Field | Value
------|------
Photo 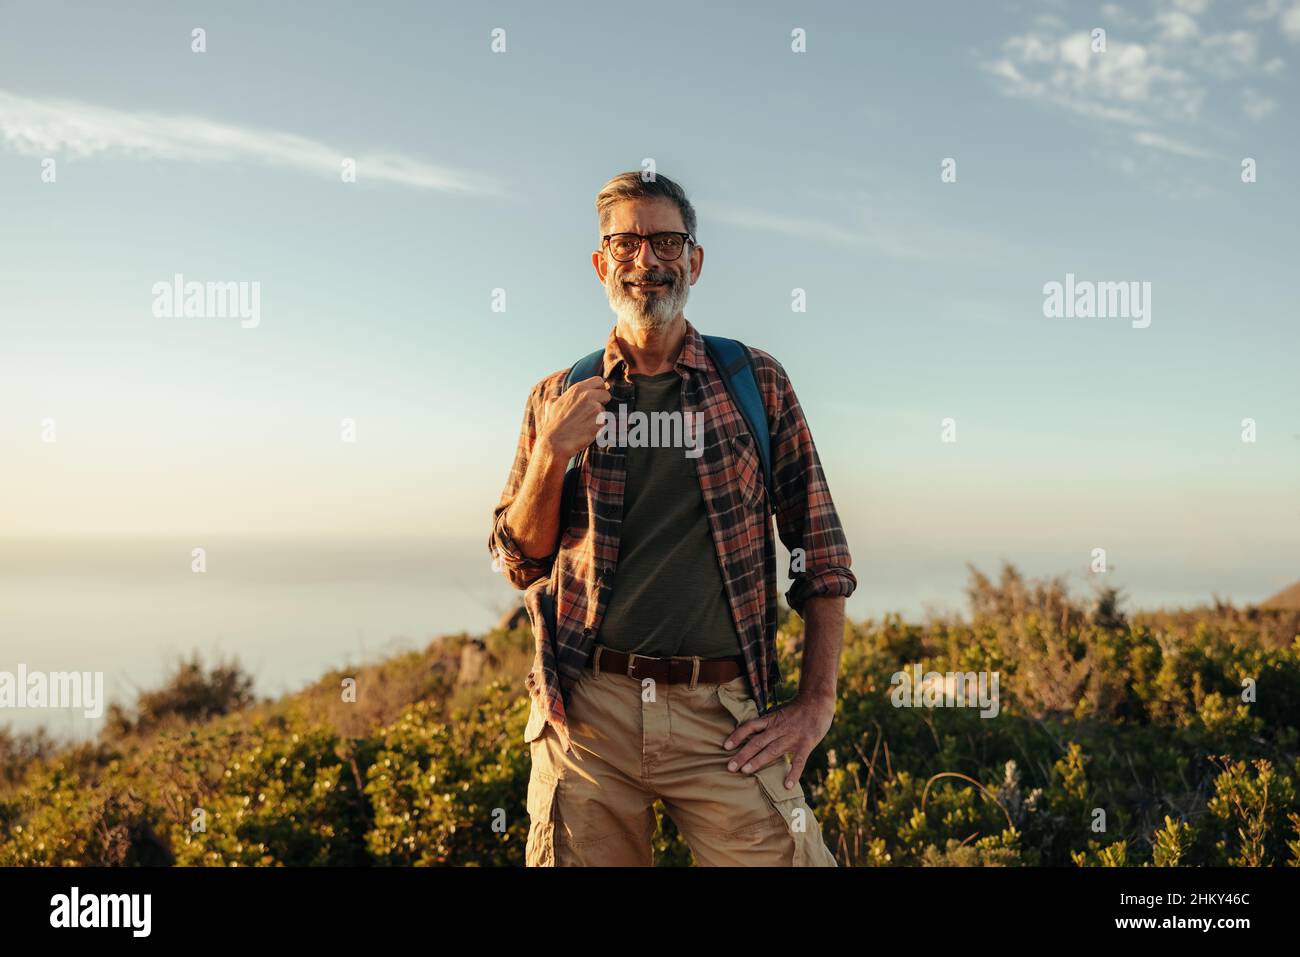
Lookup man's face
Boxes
[593,198,703,333]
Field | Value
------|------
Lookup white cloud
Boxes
[1132,129,1218,157]
[699,201,1027,264]
[1091,145,1216,200]
[702,202,866,248]
[1101,3,1139,26]
[981,5,1287,168]
[987,30,1205,123]
[1199,31,1260,74]
[1242,87,1278,119]
[1245,0,1284,20]
[1155,11,1200,42]
[1245,0,1300,41]
[0,90,497,194]
[984,58,1026,84]
[1283,2,1300,40]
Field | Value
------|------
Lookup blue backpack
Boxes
[540,335,773,639]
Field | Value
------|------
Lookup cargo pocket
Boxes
[523,684,548,743]
[524,767,559,867]
[751,761,836,866]
[715,682,838,868]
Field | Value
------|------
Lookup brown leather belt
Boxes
[587,645,744,685]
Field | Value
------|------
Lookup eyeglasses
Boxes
[602,231,695,263]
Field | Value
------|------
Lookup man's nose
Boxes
[633,238,662,270]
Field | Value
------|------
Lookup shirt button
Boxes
[582,627,594,638]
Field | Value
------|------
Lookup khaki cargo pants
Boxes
[524,664,838,866]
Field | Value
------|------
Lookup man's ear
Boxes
[689,244,704,284]
[592,248,609,283]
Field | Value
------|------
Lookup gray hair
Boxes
[595,171,697,241]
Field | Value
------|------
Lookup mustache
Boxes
[619,271,677,284]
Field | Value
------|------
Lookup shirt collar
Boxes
[601,318,709,381]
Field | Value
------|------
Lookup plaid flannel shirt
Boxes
[489,319,856,753]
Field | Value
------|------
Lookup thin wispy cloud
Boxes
[699,200,1028,263]
[701,202,865,247]
[1242,87,1278,119]
[0,89,497,194]
[1132,129,1220,158]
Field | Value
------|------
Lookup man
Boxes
[489,171,856,866]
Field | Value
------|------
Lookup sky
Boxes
[1,1,1298,729]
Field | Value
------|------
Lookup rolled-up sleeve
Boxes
[756,351,857,615]
[489,378,558,590]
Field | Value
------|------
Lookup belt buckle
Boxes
[625,652,640,679]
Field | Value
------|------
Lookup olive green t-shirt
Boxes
[596,370,742,659]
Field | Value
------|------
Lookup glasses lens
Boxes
[609,235,641,261]
[651,234,684,260]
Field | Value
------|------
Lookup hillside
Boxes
[1263,580,1300,612]
[2,563,1299,867]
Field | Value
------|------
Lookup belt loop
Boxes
[626,652,637,678]
[689,656,700,690]
[593,645,603,676]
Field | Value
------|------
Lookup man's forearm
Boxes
[798,595,845,703]
[502,437,569,560]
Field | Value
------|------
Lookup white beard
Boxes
[605,271,690,333]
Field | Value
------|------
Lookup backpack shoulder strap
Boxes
[544,347,607,625]
[558,348,606,472]
[564,349,605,390]
[701,335,773,503]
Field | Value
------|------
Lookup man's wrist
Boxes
[497,514,551,566]
[532,434,568,477]
[797,684,837,710]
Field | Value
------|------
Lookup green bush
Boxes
[0,760,170,866]
[169,710,371,866]
[364,682,529,866]
[104,654,257,741]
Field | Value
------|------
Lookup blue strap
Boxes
[564,348,605,390]
[542,349,606,639]
[561,349,606,473]
[701,335,774,504]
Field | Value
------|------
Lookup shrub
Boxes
[364,682,529,866]
[169,709,371,866]
[0,760,171,866]
[104,654,256,740]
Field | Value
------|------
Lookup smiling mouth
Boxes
[625,280,669,290]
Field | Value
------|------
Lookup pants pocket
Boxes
[523,692,548,743]
[525,767,559,867]
[715,681,838,867]
[750,760,837,867]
